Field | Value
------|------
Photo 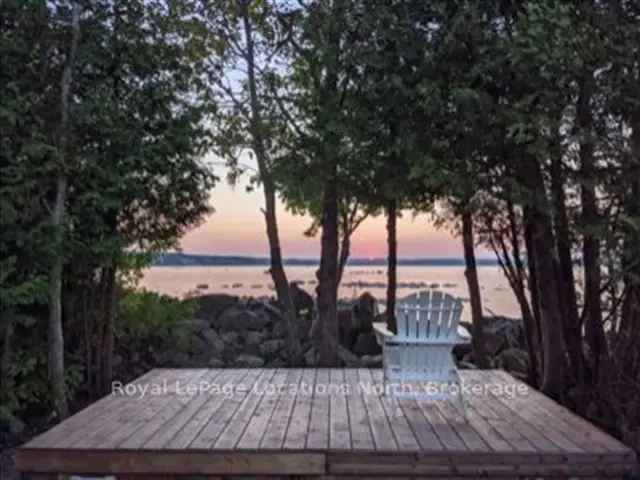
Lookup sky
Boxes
[179,158,466,258]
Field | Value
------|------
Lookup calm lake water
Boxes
[140,265,520,323]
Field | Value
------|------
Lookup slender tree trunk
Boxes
[48,1,80,418]
[462,209,490,368]
[337,211,351,286]
[523,207,543,365]
[620,113,640,351]
[240,1,299,364]
[49,174,69,418]
[0,314,14,399]
[523,161,568,400]
[100,265,117,395]
[550,154,584,383]
[386,200,398,333]
[506,201,540,385]
[577,76,608,382]
[316,168,339,366]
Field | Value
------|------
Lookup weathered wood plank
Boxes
[282,368,317,450]
[329,368,351,450]
[344,368,375,451]
[190,368,262,448]
[261,368,304,449]
[25,369,165,449]
[143,369,227,448]
[75,369,201,449]
[164,369,249,449]
[415,401,466,451]
[236,368,289,449]
[357,368,397,451]
[214,368,278,450]
[16,450,326,475]
[306,368,330,450]
[434,399,488,452]
[118,369,213,449]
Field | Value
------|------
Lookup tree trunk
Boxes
[337,211,351,286]
[48,176,69,418]
[240,1,300,364]
[523,207,544,371]
[523,160,568,400]
[48,1,80,418]
[620,113,640,352]
[100,265,117,395]
[0,314,14,400]
[577,75,608,383]
[316,169,339,366]
[462,209,490,368]
[506,201,540,386]
[550,154,584,384]
[386,200,398,333]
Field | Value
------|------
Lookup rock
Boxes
[483,331,505,357]
[234,354,265,368]
[337,345,362,367]
[452,342,472,361]
[304,347,318,366]
[167,352,190,367]
[496,347,529,376]
[338,309,357,349]
[484,316,525,350]
[352,292,377,333]
[208,357,225,368]
[199,328,225,354]
[245,330,267,348]
[352,332,381,356]
[272,320,287,339]
[221,331,241,349]
[457,361,478,369]
[260,339,285,357]
[196,283,208,290]
[191,318,211,332]
[290,282,314,315]
[361,354,383,367]
[194,294,239,324]
[217,307,271,332]
[268,358,288,368]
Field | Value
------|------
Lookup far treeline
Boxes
[1,0,639,449]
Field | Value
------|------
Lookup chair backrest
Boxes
[394,290,463,342]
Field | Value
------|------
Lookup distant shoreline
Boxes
[153,253,499,267]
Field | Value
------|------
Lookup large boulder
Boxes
[234,353,265,368]
[259,339,286,358]
[352,332,381,356]
[338,309,357,349]
[194,294,239,324]
[217,307,271,332]
[496,347,529,377]
[198,328,225,355]
[245,330,267,348]
[352,292,377,333]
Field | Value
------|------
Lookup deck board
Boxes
[16,368,637,478]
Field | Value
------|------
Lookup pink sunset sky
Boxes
[179,160,470,258]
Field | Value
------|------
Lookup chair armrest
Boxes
[372,322,394,347]
[456,325,472,344]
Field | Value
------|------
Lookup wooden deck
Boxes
[16,368,637,479]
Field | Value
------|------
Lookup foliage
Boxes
[117,290,196,351]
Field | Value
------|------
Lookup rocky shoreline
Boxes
[120,288,530,381]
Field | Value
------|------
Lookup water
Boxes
[140,265,520,323]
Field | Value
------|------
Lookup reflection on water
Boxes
[140,265,521,322]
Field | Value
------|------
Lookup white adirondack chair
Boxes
[373,290,470,401]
